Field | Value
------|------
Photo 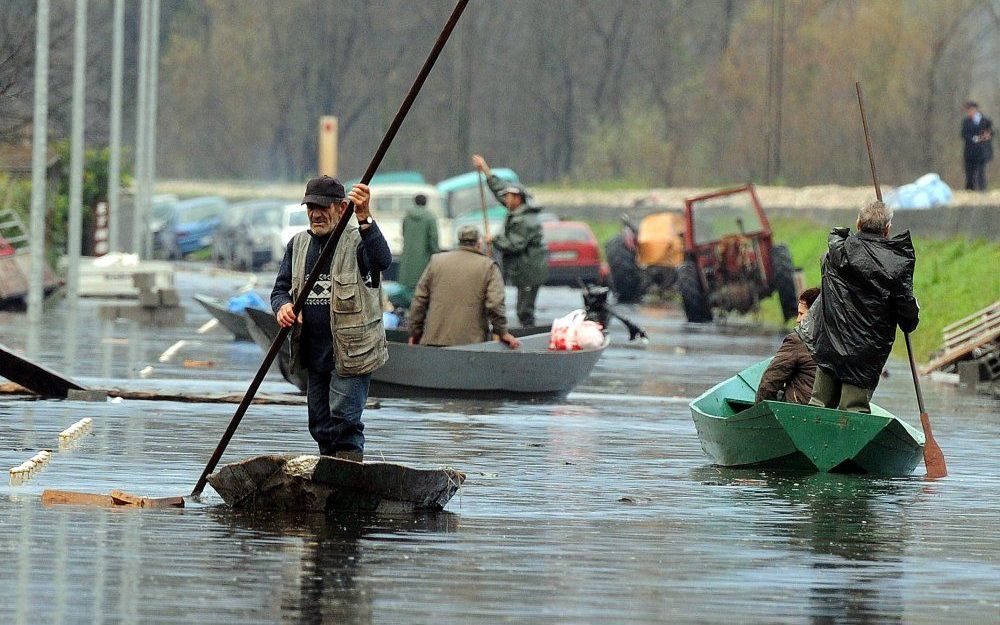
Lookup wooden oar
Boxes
[191,0,471,497]
[856,81,947,478]
[477,169,493,255]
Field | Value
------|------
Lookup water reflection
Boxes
[208,509,459,625]
[694,468,912,624]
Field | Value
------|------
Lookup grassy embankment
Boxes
[585,216,1000,362]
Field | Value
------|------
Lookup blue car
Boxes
[170,196,229,257]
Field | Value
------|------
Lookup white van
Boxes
[273,185,453,275]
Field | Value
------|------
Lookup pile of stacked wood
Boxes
[922,301,1000,395]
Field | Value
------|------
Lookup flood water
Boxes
[1,267,997,624]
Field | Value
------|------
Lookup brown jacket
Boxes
[408,247,507,346]
[756,331,817,404]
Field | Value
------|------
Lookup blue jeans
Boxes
[306,370,371,455]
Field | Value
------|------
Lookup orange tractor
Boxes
[604,210,686,304]
[605,184,799,323]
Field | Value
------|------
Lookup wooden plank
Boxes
[921,327,1000,374]
[0,343,87,398]
[109,490,185,508]
[41,490,115,507]
[41,489,184,508]
[944,314,1000,349]
[941,301,1000,335]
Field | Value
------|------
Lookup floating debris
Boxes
[58,417,93,445]
[41,489,184,509]
[9,450,53,485]
[182,359,215,368]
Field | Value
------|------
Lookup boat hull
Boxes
[245,306,601,399]
[194,294,254,341]
[206,454,464,513]
[371,333,606,399]
[244,306,308,392]
[690,358,924,476]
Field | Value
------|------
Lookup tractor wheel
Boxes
[677,261,713,323]
[605,234,644,304]
[772,244,798,322]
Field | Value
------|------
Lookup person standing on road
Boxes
[408,224,520,349]
[755,287,820,405]
[472,154,548,326]
[398,193,439,297]
[270,176,391,462]
[961,101,993,191]
[800,199,919,413]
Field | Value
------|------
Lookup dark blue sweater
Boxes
[270,223,391,371]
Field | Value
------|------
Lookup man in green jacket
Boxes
[398,193,439,295]
[472,154,548,326]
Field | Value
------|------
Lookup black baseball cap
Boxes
[301,176,345,207]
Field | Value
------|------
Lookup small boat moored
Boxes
[372,332,606,399]
[206,454,465,513]
[193,293,256,341]
[690,358,925,476]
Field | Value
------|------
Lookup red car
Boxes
[542,220,608,287]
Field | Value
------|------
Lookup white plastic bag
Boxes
[549,309,604,351]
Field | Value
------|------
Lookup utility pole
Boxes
[27,0,51,360]
[132,0,150,256]
[142,0,160,259]
[64,0,88,374]
[108,0,124,252]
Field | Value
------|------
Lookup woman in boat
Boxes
[755,287,820,405]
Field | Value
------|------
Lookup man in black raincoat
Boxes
[800,199,919,413]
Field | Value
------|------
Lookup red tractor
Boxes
[676,184,799,323]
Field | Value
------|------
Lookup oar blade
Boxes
[920,412,948,479]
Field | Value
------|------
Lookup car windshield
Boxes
[178,201,226,223]
[287,210,307,227]
[449,183,500,218]
[544,225,591,243]
[690,191,764,245]
[251,206,282,227]
[152,203,175,221]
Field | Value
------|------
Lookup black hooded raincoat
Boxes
[799,227,920,389]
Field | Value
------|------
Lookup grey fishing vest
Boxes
[288,228,388,376]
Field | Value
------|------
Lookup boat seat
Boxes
[725,398,755,414]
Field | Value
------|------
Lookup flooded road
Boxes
[1,268,997,624]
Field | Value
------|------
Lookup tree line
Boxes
[2,0,998,189]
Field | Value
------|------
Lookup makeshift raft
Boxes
[206,454,464,513]
[690,358,925,476]
[193,294,255,341]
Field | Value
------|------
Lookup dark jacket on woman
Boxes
[800,227,919,390]
[755,332,816,404]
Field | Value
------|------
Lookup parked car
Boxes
[149,194,180,259]
[170,196,229,257]
[213,199,286,270]
[272,203,308,262]
[542,220,606,287]
[438,168,520,243]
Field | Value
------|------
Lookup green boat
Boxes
[690,359,925,476]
